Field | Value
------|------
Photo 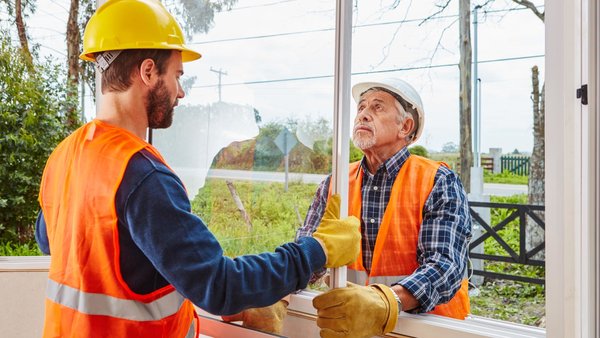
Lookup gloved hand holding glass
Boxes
[313,282,399,338]
[312,194,361,268]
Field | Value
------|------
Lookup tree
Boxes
[505,1,545,257]
[442,141,459,153]
[409,145,430,158]
[165,0,238,40]
[65,0,85,127]
[458,0,473,190]
[528,66,544,206]
[0,36,73,244]
[1,0,35,66]
[527,65,544,256]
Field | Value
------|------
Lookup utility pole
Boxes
[473,5,481,168]
[469,4,484,196]
[468,5,489,289]
[210,67,227,102]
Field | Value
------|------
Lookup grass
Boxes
[470,280,545,326]
[190,179,317,256]
[469,194,545,327]
[484,170,529,185]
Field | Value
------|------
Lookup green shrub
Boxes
[408,145,429,158]
[349,141,363,162]
[0,241,43,256]
[0,36,76,245]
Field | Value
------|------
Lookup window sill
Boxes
[0,257,546,338]
[288,290,546,338]
[0,256,50,272]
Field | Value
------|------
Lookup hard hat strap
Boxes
[95,50,122,73]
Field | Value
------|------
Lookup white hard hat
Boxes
[352,78,424,144]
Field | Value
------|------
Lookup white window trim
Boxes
[545,0,598,338]
[4,0,599,337]
[286,291,545,338]
[0,256,50,272]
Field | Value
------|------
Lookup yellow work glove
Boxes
[313,282,399,338]
[312,194,361,268]
[221,299,289,335]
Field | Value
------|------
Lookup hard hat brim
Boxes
[79,46,201,63]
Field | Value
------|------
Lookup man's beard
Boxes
[146,79,176,129]
[352,123,376,150]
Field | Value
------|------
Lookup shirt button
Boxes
[370,219,375,223]
[373,186,378,191]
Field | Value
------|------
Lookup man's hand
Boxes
[312,194,360,268]
[313,282,399,338]
[221,298,289,335]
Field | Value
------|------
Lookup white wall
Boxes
[0,270,47,337]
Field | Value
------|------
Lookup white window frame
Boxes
[545,0,598,337]
[2,0,598,337]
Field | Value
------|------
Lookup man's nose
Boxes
[356,109,372,122]
[177,83,185,99]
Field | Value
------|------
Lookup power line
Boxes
[191,5,544,45]
[229,0,299,12]
[45,0,70,13]
[192,54,544,89]
[38,44,67,57]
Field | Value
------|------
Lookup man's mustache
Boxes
[353,123,373,133]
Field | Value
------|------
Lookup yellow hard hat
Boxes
[80,0,201,62]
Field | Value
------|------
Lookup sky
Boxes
[2,0,545,154]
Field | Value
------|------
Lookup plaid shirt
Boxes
[296,147,472,313]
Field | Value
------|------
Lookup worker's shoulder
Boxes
[407,155,460,183]
[126,149,176,180]
[408,155,450,172]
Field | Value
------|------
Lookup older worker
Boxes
[297,78,472,338]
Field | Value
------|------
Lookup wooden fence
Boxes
[500,155,530,175]
[447,154,531,176]
[468,201,545,285]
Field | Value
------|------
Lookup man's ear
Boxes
[139,58,156,86]
[399,117,414,139]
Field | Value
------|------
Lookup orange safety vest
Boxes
[335,156,470,320]
[38,120,197,338]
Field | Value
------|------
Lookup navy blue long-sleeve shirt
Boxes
[36,149,325,315]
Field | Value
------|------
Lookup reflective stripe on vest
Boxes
[47,279,187,321]
[185,318,196,338]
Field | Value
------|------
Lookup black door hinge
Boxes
[576,84,588,105]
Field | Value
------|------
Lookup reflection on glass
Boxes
[153,2,337,262]
[151,0,546,328]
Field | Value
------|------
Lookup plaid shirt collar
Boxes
[358,147,411,179]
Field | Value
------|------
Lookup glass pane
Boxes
[349,0,545,328]
[153,1,336,259]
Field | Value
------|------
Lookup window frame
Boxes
[2,0,598,337]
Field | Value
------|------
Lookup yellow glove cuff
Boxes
[371,284,399,334]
